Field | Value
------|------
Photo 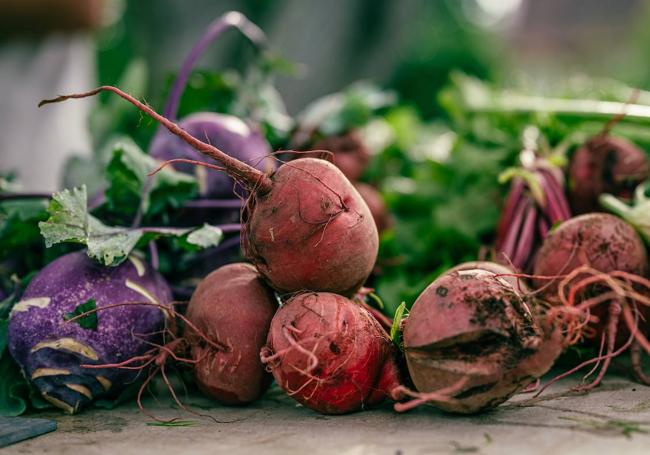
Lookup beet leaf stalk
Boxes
[163,11,267,121]
[39,87,273,194]
[495,155,570,271]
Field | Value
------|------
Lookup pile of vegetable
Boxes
[2,11,650,421]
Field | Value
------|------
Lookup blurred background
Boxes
[1,0,650,191]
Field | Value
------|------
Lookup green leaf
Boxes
[0,353,29,416]
[390,302,406,347]
[600,183,650,244]
[64,299,98,330]
[186,224,224,249]
[105,139,197,219]
[297,82,396,141]
[40,186,224,266]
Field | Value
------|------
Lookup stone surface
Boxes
[3,374,650,455]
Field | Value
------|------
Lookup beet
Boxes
[243,158,378,295]
[186,263,277,404]
[8,252,171,413]
[532,213,647,299]
[261,292,400,414]
[354,183,391,233]
[310,131,370,181]
[41,87,379,296]
[569,136,649,214]
[446,261,527,293]
[532,213,649,389]
[401,268,563,414]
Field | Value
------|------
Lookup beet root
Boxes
[532,213,647,302]
[532,213,648,389]
[261,292,400,415]
[354,183,392,234]
[401,268,563,414]
[310,131,370,181]
[243,158,378,295]
[569,136,649,214]
[446,261,528,293]
[187,263,277,405]
[40,87,379,297]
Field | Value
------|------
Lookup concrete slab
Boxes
[3,375,650,455]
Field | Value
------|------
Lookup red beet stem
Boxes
[511,202,537,270]
[39,86,274,194]
[496,179,525,249]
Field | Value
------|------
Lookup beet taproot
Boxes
[569,136,649,214]
[40,87,379,296]
[401,268,563,414]
[186,263,277,405]
[261,292,400,414]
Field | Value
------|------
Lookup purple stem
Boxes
[538,168,571,219]
[496,179,525,249]
[183,198,243,209]
[499,196,528,262]
[163,11,267,121]
[148,241,159,270]
[538,216,551,239]
[213,223,242,233]
[512,203,537,270]
[537,171,566,223]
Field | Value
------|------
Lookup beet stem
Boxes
[163,11,267,120]
[39,86,274,194]
[183,198,243,209]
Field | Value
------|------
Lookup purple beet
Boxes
[8,251,171,414]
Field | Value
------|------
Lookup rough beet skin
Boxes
[569,136,649,214]
[187,263,277,405]
[402,268,563,414]
[40,87,379,297]
[533,213,647,298]
[261,292,400,415]
[243,158,378,296]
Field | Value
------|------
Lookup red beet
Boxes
[261,292,400,414]
[354,183,392,233]
[40,87,379,297]
[401,267,564,414]
[187,263,277,404]
[310,131,370,181]
[532,213,649,389]
[569,136,649,214]
[533,213,647,299]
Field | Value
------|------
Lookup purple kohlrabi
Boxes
[8,251,172,414]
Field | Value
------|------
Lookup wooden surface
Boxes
[2,373,650,455]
